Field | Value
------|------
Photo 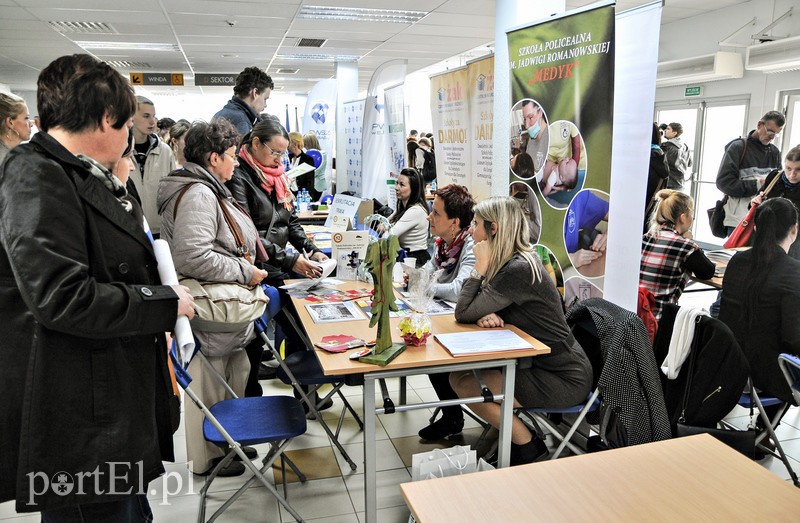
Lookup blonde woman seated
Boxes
[639,189,714,320]
[450,197,593,465]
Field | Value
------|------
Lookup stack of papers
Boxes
[434,330,534,357]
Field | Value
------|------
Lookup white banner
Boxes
[430,67,470,188]
[302,79,337,193]
[467,56,495,201]
[383,83,406,178]
[342,99,365,194]
[360,95,387,199]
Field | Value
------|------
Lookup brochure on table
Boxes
[332,230,371,281]
[305,300,365,323]
[324,194,361,231]
[434,330,534,357]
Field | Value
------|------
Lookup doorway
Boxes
[655,98,749,244]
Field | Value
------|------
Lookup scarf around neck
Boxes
[238,145,294,210]
[77,154,132,213]
[434,227,470,274]
[780,171,800,191]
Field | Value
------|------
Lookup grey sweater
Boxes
[455,253,572,356]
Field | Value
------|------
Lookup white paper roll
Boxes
[153,239,195,364]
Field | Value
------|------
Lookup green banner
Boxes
[507,3,614,304]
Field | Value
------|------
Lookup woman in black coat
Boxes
[719,198,800,411]
[0,54,193,517]
[227,119,330,403]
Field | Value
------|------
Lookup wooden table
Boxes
[296,209,329,224]
[289,281,550,523]
[401,434,800,522]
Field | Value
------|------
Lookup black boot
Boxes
[510,436,549,466]
[418,415,464,440]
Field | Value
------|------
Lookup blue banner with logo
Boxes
[303,79,337,194]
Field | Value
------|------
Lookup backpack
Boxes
[421,149,436,183]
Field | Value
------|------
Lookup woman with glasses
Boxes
[449,196,593,466]
[157,119,269,477]
[226,119,332,409]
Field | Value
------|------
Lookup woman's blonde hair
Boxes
[288,131,304,149]
[0,93,26,134]
[473,196,541,285]
[303,132,321,150]
[648,189,694,236]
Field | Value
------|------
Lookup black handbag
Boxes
[707,196,728,238]
[675,334,755,458]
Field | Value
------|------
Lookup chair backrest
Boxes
[255,284,282,335]
[779,353,800,406]
[169,339,198,390]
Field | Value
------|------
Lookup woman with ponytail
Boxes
[639,189,715,320]
[719,197,800,407]
[449,197,593,465]
[226,119,330,405]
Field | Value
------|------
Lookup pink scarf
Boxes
[238,145,295,211]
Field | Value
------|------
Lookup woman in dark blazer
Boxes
[0,54,192,516]
[227,118,330,403]
[720,197,800,411]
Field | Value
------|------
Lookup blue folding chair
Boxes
[170,342,308,522]
[256,284,364,471]
[722,377,799,486]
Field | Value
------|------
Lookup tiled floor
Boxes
[1,367,798,522]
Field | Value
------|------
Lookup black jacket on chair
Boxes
[227,158,321,277]
[655,304,749,432]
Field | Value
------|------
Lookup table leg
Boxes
[364,376,377,522]
[497,360,516,468]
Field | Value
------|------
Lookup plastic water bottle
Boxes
[430,179,437,192]
[299,189,309,213]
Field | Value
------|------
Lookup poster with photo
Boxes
[508,2,614,295]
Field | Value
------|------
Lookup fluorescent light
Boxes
[746,35,800,73]
[75,41,180,52]
[298,6,427,24]
[277,53,359,62]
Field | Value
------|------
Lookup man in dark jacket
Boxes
[0,54,194,520]
[715,110,784,235]
[212,66,274,136]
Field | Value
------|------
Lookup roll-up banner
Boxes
[342,99,365,194]
[467,55,495,202]
[507,1,615,306]
[302,79,337,192]
[430,67,470,188]
[383,83,406,178]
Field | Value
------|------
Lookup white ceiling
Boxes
[0,0,751,96]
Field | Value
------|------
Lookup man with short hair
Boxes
[129,96,176,237]
[716,110,784,234]
[0,53,194,519]
[520,99,549,174]
[662,122,693,189]
[213,66,274,136]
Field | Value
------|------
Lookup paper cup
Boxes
[403,257,417,269]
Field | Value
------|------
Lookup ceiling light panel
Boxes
[74,41,180,52]
[277,53,359,62]
[298,6,427,24]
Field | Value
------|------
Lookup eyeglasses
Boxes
[223,151,238,161]
[261,141,287,159]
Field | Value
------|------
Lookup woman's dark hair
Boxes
[169,119,191,143]
[434,184,475,229]
[183,119,239,166]
[651,123,662,146]
[512,152,535,179]
[240,118,288,149]
[157,117,175,131]
[390,168,427,225]
[37,54,136,133]
[742,197,799,323]
[121,127,135,158]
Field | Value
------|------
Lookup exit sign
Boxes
[684,85,703,97]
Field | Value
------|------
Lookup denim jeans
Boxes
[40,494,152,523]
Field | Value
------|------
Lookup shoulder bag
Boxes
[723,171,781,249]
[173,183,269,332]
[707,138,747,238]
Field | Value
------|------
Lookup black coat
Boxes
[0,133,179,511]
[227,158,321,277]
[719,249,800,403]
